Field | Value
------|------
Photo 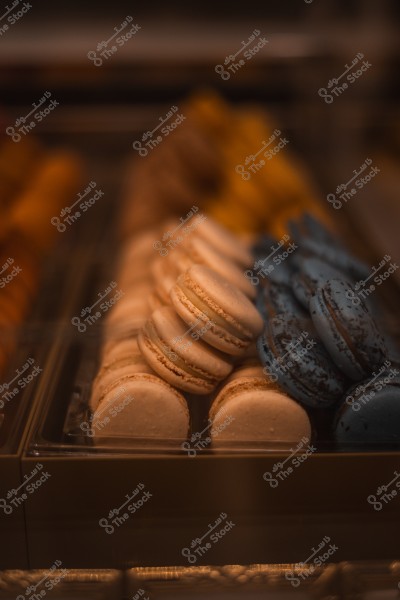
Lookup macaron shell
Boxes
[92,374,189,440]
[257,315,348,408]
[138,307,233,394]
[104,296,150,339]
[335,376,400,443]
[148,291,167,312]
[182,237,256,299]
[257,281,306,321]
[147,307,233,378]
[193,217,253,267]
[300,238,370,281]
[310,279,387,381]
[101,337,142,363]
[118,230,159,263]
[292,257,351,309]
[301,212,339,246]
[90,358,155,411]
[171,284,250,356]
[225,362,265,383]
[105,290,150,322]
[258,253,295,288]
[210,378,312,443]
[171,266,263,356]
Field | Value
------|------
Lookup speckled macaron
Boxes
[171,265,263,356]
[257,280,306,322]
[334,368,400,443]
[257,314,348,408]
[288,212,338,247]
[251,235,296,288]
[292,257,352,309]
[310,279,387,381]
[298,238,370,282]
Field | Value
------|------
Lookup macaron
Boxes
[103,293,150,338]
[257,280,306,322]
[118,229,159,263]
[310,279,387,381]
[92,374,190,441]
[257,314,348,408]
[298,237,370,282]
[192,217,253,268]
[335,370,400,443]
[209,377,312,444]
[225,359,265,382]
[287,213,370,283]
[252,234,279,261]
[175,237,256,299]
[234,341,259,362]
[90,355,154,411]
[151,255,180,304]
[171,265,263,356]
[116,263,153,289]
[148,292,167,312]
[288,212,337,248]
[101,336,142,364]
[292,257,351,309]
[138,306,233,394]
[251,235,296,288]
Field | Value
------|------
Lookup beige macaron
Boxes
[173,237,256,300]
[90,353,155,411]
[191,217,253,268]
[138,306,233,394]
[103,292,151,340]
[209,377,312,445]
[101,336,142,364]
[171,265,263,356]
[91,374,190,442]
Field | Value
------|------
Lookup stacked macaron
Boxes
[89,229,190,441]
[106,90,400,447]
[90,216,269,443]
[255,213,400,443]
[140,222,263,395]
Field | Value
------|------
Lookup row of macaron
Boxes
[89,216,313,444]
[255,213,400,443]
[90,216,263,407]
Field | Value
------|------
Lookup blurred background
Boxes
[1,0,399,255]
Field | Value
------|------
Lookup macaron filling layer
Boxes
[175,274,255,341]
[140,321,225,388]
